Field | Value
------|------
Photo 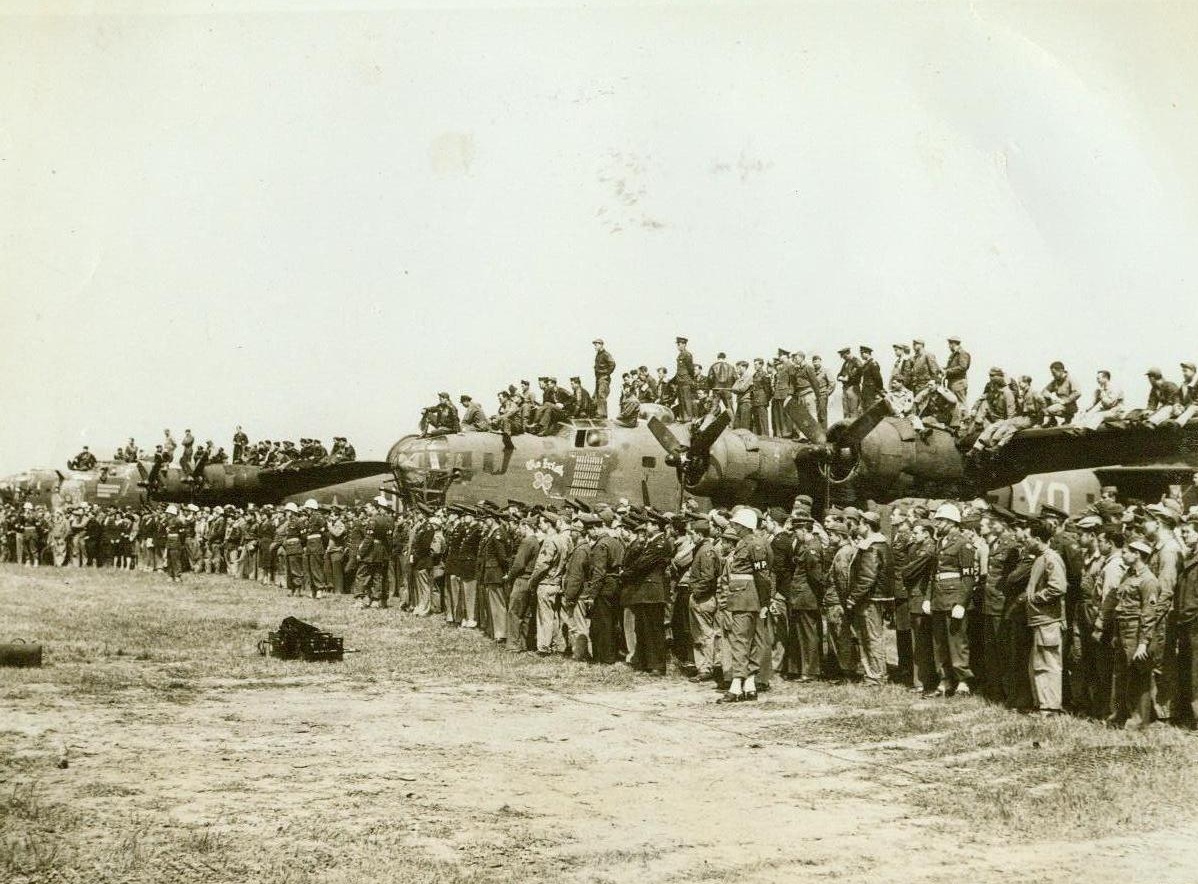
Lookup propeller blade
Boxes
[831,397,891,450]
[688,410,731,457]
[646,416,686,459]
[785,400,826,445]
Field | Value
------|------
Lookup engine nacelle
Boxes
[856,418,966,499]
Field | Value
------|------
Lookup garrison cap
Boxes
[1146,367,1163,378]
[862,511,881,527]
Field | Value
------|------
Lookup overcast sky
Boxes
[2,1,1197,474]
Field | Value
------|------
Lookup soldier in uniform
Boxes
[158,504,181,582]
[846,511,890,686]
[588,509,625,664]
[460,395,490,432]
[1175,518,1198,728]
[809,355,833,428]
[785,512,826,681]
[717,508,772,701]
[280,502,306,595]
[561,515,596,660]
[672,336,697,420]
[924,503,975,697]
[458,510,482,628]
[769,350,794,438]
[749,358,771,435]
[359,503,394,608]
[944,337,971,403]
[593,339,615,418]
[836,347,862,420]
[1104,539,1161,728]
[857,346,885,411]
[1077,518,1124,719]
[300,499,329,598]
[706,352,736,413]
[504,517,542,651]
[325,507,348,594]
[890,344,913,389]
[901,518,939,693]
[1042,361,1081,425]
[623,511,673,675]
[568,377,594,419]
[683,518,720,681]
[1023,519,1067,714]
[478,507,514,642]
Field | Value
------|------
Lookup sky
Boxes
[2,1,1197,473]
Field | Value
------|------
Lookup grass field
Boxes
[3,563,1198,883]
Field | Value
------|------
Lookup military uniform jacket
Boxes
[1101,564,1160,654]
[505,533,540,582]
[674,351,696,386]
[1176,553,1198,626]
[562,539,592,607]
[837,356,862,392]
[477,525,513,585]
[786,536,827,611]
[621,532,672,605]
[1025,547,1067,626]
[750,370,771,406]
[685,539,719,602]
[901,536,935,608]
[587,533,625,602]
[945,350,971,383]
[847,534,891,609]
[859,360,885,403]
[457,523,482,580]
[594,348,616,381]
[909,352,941,389]
[930,529,975,610]
[304,513,327,551]
[771,363,794,400]
[1081,550,1124,633]
[720,533,771,610]
[984,533,1022,616]
[411,523,436,571]
[770,530,795,596]
[1146,533,1182,637]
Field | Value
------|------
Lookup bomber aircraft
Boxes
[1,458,392,511]
[385,397,1198,514]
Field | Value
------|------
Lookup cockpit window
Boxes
[575,429,609,448]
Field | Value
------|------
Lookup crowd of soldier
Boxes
[10,477,1197,725]
[416,336,1198,451]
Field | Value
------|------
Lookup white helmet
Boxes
[933,503,961,524]
[284,501,299,513]
[303,498,320,510]
[374,494,390,508]
[165,504,179,516]
[729,507,758,531]
[22,502,33,510]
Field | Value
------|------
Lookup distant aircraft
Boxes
[0,459,392,510]
[385,397,1198,513]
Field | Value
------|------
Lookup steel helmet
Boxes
[303,498,320,510]
[729,507,758,531]
[284,501,299,513]
[933,503,961,524]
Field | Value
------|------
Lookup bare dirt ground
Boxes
[4,565,1198,883]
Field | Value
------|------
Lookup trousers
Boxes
[931,610,973,687]
[1029,621,1063,712]
[590,596,621,664]
[726,610,762,680]
[630,603,667,673]
[536,583,565,652]
[506,577,534,650]
[688,594,718,675]
[852,601,886,684]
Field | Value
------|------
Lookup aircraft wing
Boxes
[257,461,393,500]
[971,421,1198,493]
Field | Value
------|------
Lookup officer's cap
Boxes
[1039,505,1069,521]
[1076,515,1103,531]
[859,345,873,354]
[948,336,961,344]
[593,338,604,345]
[1182,361,1196,372]
[676,336,688,344]
[1128,539,1153,556]
[569,376,581,383]
[912,338,925,346]
[989,367,1004,377]
[767,506,788,524]
[862,511,881,526]
[837,347,850,355]
[777,348,790,357]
